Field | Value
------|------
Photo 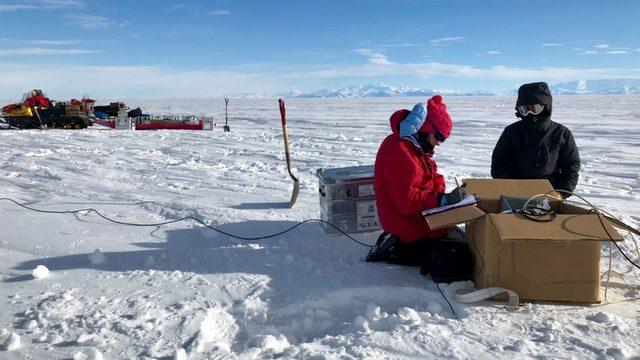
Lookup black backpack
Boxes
[420,240,474,283]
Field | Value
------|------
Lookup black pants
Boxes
[366,227,466,266]
[366,232,442,266]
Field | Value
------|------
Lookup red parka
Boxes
[23,96,50,108]
[374,109,451,243]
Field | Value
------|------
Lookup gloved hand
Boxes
[439,184,466,207]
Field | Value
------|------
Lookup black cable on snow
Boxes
[0,197,373,248]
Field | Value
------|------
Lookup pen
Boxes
[455,178,463,199]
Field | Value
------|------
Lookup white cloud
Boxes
[541,43,563,47]
[42,0,83,6]
[355,48,393,65]
[381,42,423,48]
[430,36,466,44]
[0,0,83,11]
[65,14,128,29]
[210,9,231,16]
[0,4,33,11]
[0,48,98,56]
[605,50,628,55]
[637,48,640,52]
[368,54,392,65]
[2,59,640,98]
[595,44,610,49]
[29,39,79,45]
[0,63,283,98]
[581,50,598,55]
[0,38,78,45]
[485,51,501,55]
[292,61,640,84]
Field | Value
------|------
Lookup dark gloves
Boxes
[439,184,466,207]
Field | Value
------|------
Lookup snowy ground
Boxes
[1,95,639,359]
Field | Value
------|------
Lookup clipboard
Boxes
[421,195,479,216]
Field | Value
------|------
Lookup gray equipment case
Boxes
[316,165,381,235]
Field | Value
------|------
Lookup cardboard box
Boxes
[423,179,623,303]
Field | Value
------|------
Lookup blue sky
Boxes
[1,0,639,98]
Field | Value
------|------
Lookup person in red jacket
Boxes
[22,89,51,108]
[366,95,463,265]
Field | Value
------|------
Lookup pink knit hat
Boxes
[419,95,452,139]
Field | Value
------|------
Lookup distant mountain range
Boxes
[549,79,640,94]
[279,79,640,98]
[279,84,495,98]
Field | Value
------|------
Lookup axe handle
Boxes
[279,99,291,156]
[278,99,298,182]
[278,99,286,126]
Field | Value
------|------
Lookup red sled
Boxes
[135,120,203,130]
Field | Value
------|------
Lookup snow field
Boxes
[0,96,639,358]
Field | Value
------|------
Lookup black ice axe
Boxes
[278,99,299,208]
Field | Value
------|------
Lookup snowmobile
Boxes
[1,90,94,129]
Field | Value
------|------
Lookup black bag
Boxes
[127,108,143,118]
[420,240,474,283]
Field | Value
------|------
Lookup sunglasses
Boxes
[518,104,544,116]
[434,132,446,142]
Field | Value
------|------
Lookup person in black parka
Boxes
[491,82,580,197]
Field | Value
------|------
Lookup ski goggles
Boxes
[517,104,545,116]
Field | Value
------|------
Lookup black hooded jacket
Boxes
[491,82,580,194]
